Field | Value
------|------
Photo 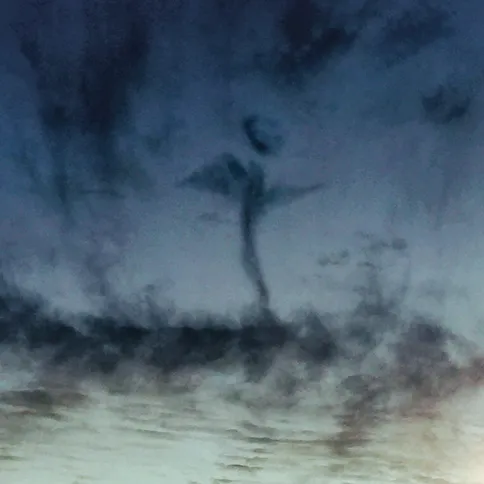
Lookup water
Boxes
[1,366,484,483]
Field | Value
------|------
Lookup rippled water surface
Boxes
[1,378,484,484]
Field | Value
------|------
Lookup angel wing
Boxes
[177,153,249,202]
[262,182,324,210]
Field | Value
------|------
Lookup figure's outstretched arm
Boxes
[262,183,325,210]
[177,153,248,202]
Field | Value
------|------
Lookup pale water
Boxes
[1,362,484,484]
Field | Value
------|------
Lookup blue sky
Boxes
[0,0,483,336]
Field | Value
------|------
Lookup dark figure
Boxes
[240,162,270,310]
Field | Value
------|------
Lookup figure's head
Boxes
[242,115,284,156]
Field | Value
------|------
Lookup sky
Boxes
[0,0,484,335]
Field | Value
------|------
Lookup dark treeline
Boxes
[0,280,481,398]
[0,285,337,381]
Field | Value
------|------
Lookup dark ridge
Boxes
[0,279,482,410]
[0,291,338,379]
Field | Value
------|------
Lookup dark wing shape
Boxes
[226,156,249,183]
[262,183,324,210]
[177,153,248,201]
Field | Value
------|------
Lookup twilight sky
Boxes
[0,0,484,333]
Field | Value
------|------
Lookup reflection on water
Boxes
[0,378,484,484]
